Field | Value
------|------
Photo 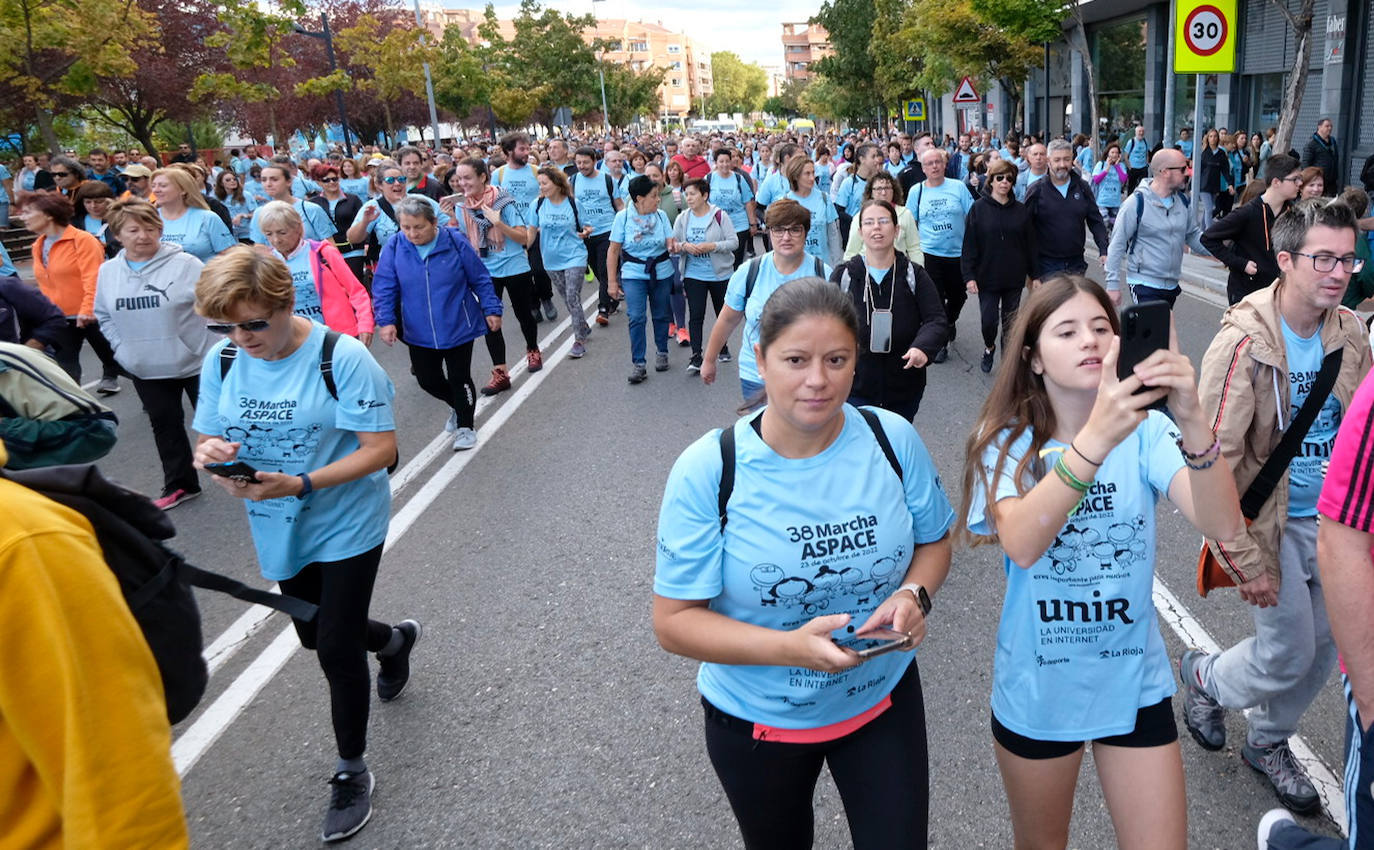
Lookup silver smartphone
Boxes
[870,308,893,354]
[836,628,912,659]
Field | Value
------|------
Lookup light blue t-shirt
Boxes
[159,207,236,262]
[351,195,450,249]
[1054,180,1071,198]
[814,161,832,195]
[570,170,625,236]
[755,171,789,208]
[655,404,955,728]
[682,211,717,280]
[0,241,18,277]
[290,177,319,199]
[454,203,531,278]
[491,163,541,225]
[0,164,10,204]
[340,177,370,198]
[785,189,837,262]
[192,324,395,581]
[249,199,337,245]
[535,196,587,272]
[610,208,674,282]
[223,194,258,241]
[836,173,868,216]
[414,234,439,261]
[1281,318,1342,516]
[1092,163,1126,208]
[1075,146,1095,174]
[83,217,109,244]
[708,171,754,232]
[724,252,833,385]
[965,412,1185,740]
[275,243,323,322]
[1124,138,1150,169]
[907,179,973,258]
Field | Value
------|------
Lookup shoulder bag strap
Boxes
[717,424,735,533]
[857,407,903,483]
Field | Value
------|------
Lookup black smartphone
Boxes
[1117,301,1171,411]
[205,461,262,483]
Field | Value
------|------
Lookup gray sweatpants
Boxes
[1198,516,1337,746]
[549,267,589,342]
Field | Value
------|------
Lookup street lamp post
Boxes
[293,14,354,157]
[591,0,610,134]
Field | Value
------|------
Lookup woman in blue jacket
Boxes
[371,196,503,451]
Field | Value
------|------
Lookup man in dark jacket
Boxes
[1023,139,1108,281]
[1299,119,1339,196]
[1202,154,1302,304]
[0,276,66,350]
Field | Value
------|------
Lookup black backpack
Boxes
[2,463,318,724]
[742,254,828,301]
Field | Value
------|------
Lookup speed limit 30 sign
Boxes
[1175,0,1236,72]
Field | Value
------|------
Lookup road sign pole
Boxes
[1191,74,1203,217]
[1163,0,1177,146]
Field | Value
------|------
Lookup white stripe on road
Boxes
[173,317,590,777]
[193,297,599,681]
[1152,575,1346,833]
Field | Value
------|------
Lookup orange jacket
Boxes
[31,226,104,317]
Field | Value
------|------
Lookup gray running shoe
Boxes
[655,352,670,372]
[1179,649,1226,750]
[569,341,587,359]
[321,770,373,842]
[1243,740,1321,814]
[452,427,477,451]
[627,363,648,384]
[377,619,422,702]
[96,376,120,395]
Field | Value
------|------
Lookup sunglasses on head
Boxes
[205,318,272,334]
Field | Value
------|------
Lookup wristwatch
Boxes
[896,582,932,616]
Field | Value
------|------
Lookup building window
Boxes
[670,61,682,71]
[629,40,648,52]
[667,43,681,54]
[671,77,682,88]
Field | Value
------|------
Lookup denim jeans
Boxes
[622,274,671,365]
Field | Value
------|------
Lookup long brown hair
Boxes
[955,275,1120,547]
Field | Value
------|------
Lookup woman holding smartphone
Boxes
[655,277,954,850]
[192,247,420,844]
[957,276,1244,850]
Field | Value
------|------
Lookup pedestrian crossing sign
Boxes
[903,98,926,121]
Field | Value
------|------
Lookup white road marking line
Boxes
[173,320,586,777]
[1153,575,1346,833]
[193,296,598,682]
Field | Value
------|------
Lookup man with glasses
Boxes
[1184,197,1373,816]
[1203,154,1303,304]
[1104,148,1208,307]
[170,142,195,164]
[119,164,153,201]
[698,199,831,402]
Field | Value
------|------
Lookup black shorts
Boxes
[991,697,1178,760]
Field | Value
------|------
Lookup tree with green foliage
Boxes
[706,52,767,116]
[601,61,665,127]
[810,0,884,122]
[480,0,600,129]
[433,27,494,130]
[764,78,808,118]
[0,0,154,152]
[191,0,308,144]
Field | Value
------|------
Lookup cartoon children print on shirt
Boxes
[223,420,324,464]
[748,546,908,614]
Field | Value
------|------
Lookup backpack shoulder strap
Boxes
[219,341,238,380]
[857,406,903,482]
[320,329,341,401]
[604,173,614,199]
[1127,192,1146,256]
[743,257,763,300]
[717,424,735,533]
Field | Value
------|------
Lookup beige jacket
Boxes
[1198,283,1372,587]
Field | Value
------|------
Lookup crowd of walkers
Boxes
[2,121,1374,849]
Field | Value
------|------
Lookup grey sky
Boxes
[460,0,821,68]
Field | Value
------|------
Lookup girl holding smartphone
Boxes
[957,276,1243,850]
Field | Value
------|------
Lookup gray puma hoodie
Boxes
[93,243,215,379]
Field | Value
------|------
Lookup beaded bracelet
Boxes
[1176,434,1221,470]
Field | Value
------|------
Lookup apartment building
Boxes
[781,22,831,81]
[418,6,713,121]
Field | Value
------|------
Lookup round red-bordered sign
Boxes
[1184,5,1228,57]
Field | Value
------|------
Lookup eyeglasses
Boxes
[1281,175,1304,183]
[859,218,893,227]
[381,176,405,185]
[870,185,893,193]
[990,173,1012,182]
[206,318,272,334]
[320,176,339,183]
[1161,166,1188,173]
[1291,252,1365,273]
[52,171,70,178]
[768,225,806,237]
[128,176,147,181]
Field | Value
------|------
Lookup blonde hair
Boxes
[107,199,162,234]
[152,167,209,210]
[195,246,295,318]
[256,200,303,235]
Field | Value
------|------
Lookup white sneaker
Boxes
[444,410,457,433]
[452,427,477,451]
[1256,808,1295,850]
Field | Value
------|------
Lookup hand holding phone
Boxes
[835,628,913,660]
[1116,302,1171,411]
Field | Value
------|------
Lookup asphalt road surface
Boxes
[76,263,1350,849]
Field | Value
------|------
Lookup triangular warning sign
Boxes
[953,76,980,104]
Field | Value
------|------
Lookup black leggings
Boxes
[703,662,929,850]
[408,342,476,429]
[528,235,554,301]
[587,232,613,313]
[278,543,394,761]
[685,278,727,356]
[923,254,966,340]
[978,287,1023,350]
[484,272,540,365]
[131,374,199,496]
[732,230,750,269]
[51,319,119,383]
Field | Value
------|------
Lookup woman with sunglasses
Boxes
[842,171,920,263]
[93,200,215,509]
[191,246,420,844]
[962,157,1036,375]
[248,164,336,246]
[346,164,450,264]
[308,164,367,283]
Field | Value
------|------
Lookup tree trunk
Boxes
[268,104,280,151]
[1272,0,1315,156]
[34,107,60,155]
[383,102,395,149]
[1068,17,1100,157]
[1000,79,1021,140]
